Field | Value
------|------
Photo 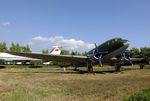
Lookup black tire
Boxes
[139,63,144,69]
[115,64,121,72]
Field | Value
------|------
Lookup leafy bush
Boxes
[30,60,43,65]
[29,60,43,68]
[0,59,5,65]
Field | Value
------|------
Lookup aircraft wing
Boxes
[7,52,87,64]
[130,57,149,64]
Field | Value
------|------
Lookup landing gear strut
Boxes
[87,63,93,73]
[74,67,79,71]
[87,59,94,74]
[139,63,144,69]
[115,64,121,72]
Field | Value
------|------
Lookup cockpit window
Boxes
[115,39,118,42]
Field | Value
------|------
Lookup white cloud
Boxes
[29,36,94,52]
[32,36,49,42]
[0,22,11,27]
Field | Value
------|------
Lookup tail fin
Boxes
[50,46,62,55]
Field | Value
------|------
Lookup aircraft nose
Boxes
[122,39,128,42]
[122,39,130,46]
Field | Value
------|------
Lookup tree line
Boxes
[0,42,150,56]
[0,42,31,52]
[129,47,150,56]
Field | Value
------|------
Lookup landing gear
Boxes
[87,63,93,73]
[139,63,144,69]
[74,67,79,71]
[86,58,94,74]
[115,64,121,72]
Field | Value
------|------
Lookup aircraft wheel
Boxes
[115,64,121,72]
[87,63,94,74]
[139,63,144,69]
[74,67,79,71]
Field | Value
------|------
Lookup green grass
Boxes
[126,89,150,101]
[0,65,150,101]
[0,87,53,101]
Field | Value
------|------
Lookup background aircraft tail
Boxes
[50,46,62,55]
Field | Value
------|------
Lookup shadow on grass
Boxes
[29,65,43,68]
[0,66,6,69]
[2,69,123,74]
[2,65,150,74]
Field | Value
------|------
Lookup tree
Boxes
[82,51,87,56]
[71,51,83,55]
[0,42,7,52]
[9,43,21,52]
[130,47,140,56]
[9,43,31,52]
[21,45,31,52]
[140,47,150,54]
[0,59,5,65]
[42,49,49,54]
[71,51,76,55]
[16,43,21,52]
[61,50,70,55]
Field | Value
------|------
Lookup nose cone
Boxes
[122,39,130,46]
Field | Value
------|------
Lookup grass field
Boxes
[0,65,150,101]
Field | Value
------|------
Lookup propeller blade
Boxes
[121,52,133,66]
[98,55,103,67]
[90,43,107,67]
[128,57,133,66]
[126,52,133,65]
[95,43,97,48]
[94,43,99,54]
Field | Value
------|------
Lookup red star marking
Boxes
[55,48,60,51]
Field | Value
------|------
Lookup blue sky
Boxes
[0,0,150,52]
